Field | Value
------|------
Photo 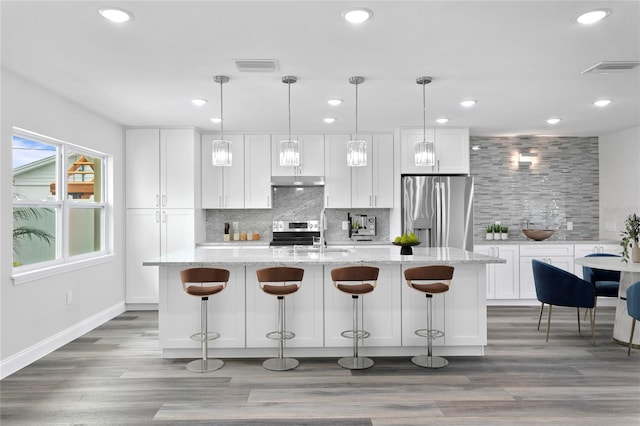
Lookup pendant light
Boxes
[279,76,300,167]
[415,76,435,167]
[212,75,232,166]
[347,76,367,167]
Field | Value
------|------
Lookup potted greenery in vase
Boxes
[486,225,493,240]
[621,213,640,263]
[501,226,509,240]
[493,224,501,240]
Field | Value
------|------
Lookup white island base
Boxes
[147,247,502,360]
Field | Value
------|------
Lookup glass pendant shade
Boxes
[414,139,435,166]
[279,139,300,166]
[212,139,232,166]
[347,139,367,167]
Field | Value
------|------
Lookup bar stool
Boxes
[404,265,454,369]
[256,266,304,371]
[331,265,379,370]
[180,267,229,373]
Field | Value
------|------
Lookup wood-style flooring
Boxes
[1,306,639,425]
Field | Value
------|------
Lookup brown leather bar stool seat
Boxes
[256,266,304,371]
[331,265,379,370]
[180,267,229,372]
[404,265,454,368]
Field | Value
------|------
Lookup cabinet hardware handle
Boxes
[369,195,372,206]
[161,211,166,223]
[155,211,160,223]
[437,159,440,172]
[326,196,329,207]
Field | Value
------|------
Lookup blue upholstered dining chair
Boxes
[582,253,621,322]
[627,281,640,356]
[532,259,596,345]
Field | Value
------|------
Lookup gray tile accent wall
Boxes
[470,136,599,242]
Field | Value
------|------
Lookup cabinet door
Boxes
[300,134,325,176]
[125,209,161,304]
[161,209,195,256]
[574,243,621,279]
[351,134,374,208]
[245,265,324,348]
[244,134,272,208]
[271,134,295,176]
[520,255,574,299]
[161,128,196,209]
[201,134,244,208]
[126,129,160,209]
[434,128,470,174]
[324,134,352,208]
[400,128,436,174]
[492,245,520,299]
[372,133,394,208]
[475,245,495,298]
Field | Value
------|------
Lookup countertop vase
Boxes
[392,241,420,255]
[632,244,640,263]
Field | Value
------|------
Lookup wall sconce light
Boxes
[518,152,538,168]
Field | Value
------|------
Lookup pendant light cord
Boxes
[219,80,224,139]
[422,81,426,140]
[355,81,359,140]
[288,80,292,140]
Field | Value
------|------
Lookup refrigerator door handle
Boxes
[442,180,450,247]
[435,182,442,247]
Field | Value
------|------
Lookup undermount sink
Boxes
[522,229,555,241]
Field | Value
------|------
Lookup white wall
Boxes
[599,126,640,241]
[0,70,126,377]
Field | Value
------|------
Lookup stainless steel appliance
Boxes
[401,175,474,250]
[348,213,376,241]
[270,220,320,246]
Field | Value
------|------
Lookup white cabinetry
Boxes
[324,134,352,208]
[125,128,201,305]
[244,135,272,208]
[475,244,520,299]
[519,244,574,299]
[351,134,394,208]
[324,264,402,348]
[400,127,469,174]
[573,243,621,279]
[201,134,244,208]
[271,134,325,177]
[245,265,324,348]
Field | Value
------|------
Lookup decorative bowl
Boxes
[522,229,555,241]
[392,241,420,255]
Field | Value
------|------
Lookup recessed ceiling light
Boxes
[593,99,612,107]
[436,118,449,124]
[547,118,561,125]
[323,118,336,124]
[577,9,611,25]
[210,117,222,123]
[191,98,207,106]
[342,8,373,24]
[460,100,476,108]
[327,99,343,106]
[98,7,133,23]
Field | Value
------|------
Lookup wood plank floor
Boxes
[2,306,639,425]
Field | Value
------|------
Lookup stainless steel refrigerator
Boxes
[401,175,474,250]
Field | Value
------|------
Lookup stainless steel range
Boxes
[270,220,320,246]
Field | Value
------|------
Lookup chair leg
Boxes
[576,307,581,335]
[187,297,223,373]
[588,306,595,346]
[546,304,552,342]
[338,295,373,370]
[629,319,636,356]
[537,303,544,331]
[263,296,298,371]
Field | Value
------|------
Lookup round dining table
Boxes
[575,256,640,347]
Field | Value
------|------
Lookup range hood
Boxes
[271,175,325,186]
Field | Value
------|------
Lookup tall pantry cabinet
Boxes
[125,128,203,306]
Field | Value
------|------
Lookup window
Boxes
[12,128,110,272]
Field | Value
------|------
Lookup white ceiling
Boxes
[2,1,639,137]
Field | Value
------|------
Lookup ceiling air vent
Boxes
[582,61,640,74]
[234,59,279,73]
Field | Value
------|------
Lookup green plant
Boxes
[493,224,502,233]
[486,225,493,233]
[621,213,640,262]
[12,193,55,266]
[501,226,508,233]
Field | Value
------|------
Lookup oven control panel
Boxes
[272,220,320,232]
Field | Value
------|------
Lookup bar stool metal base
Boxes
[411,355,448,369]
[338,356,374,370]
[263,357,299,371]
[186,358,224,373]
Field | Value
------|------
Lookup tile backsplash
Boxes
[470,135,599,241]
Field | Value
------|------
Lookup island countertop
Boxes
[143,245,506,267]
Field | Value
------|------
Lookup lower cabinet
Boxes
[573,243,621,279]
[245,265,324,348]
[475,244,520,299]
[324,264,402,348]
[519,244,574,299]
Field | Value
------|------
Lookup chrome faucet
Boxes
[319,207,326,254]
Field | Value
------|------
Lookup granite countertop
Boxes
[475,239,619,245]
[145,246,505,267]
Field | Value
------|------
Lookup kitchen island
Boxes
[144,246,504,359]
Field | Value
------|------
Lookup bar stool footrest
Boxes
[186,358,224,373]
[415,328,444,340]
[190,331,221,342]
[411,355,448,369]
[338,356,374,370]
[340,329,370,340]
[266,330,295,341]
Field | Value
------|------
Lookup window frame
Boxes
[11,127,112,284]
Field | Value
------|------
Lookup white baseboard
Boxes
[125,303,158,311]
[0,302,126,380]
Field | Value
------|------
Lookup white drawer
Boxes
[519,244,573,257]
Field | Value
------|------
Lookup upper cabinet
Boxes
[244,134,272,208]
[201,134,244,209]
[351,133,394,208]
[400,127,469,175]
[324,134,352,208]
[271,134,325,177]
[126,128,198,209]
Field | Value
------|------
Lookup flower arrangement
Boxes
[621,213,640,263]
